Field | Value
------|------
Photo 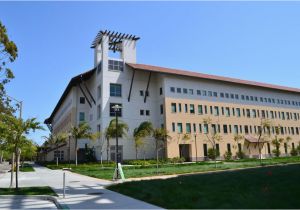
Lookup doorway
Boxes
[179,144,191,162]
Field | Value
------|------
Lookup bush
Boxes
[207,148,220,160]
[123,157,185,166]
[273,149,281,157]
[224,151,232,161]
[236,151,246,159]
[290,148,298,156]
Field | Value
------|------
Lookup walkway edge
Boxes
[0,195,69,209]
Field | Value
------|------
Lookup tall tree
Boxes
[0,114,43,189]
[133,121,153,160]
[256,119,272,164]
[203,117,222,168]
[104,119,128,162]
[233,134,244,159]
[70,122,96,166]
[0,21,18,114]
[152,128,171,173]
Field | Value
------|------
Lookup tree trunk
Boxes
[10,152,15,188]
[106,138,109,163]
[156,140,159,174]
[100,151,103,168]
[75,138,78,166]
[15,148,21,190]
[135,146,138,160]
[56,147,59,166]
[0,150,3,163]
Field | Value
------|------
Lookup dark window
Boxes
[146,110,150,116]
[183,88,188,94]
[79,112,85,121]
[223,124,228,134]
[216,144,220,154]
[140,110,144,115]
[171,103,177,113]
[140,90,144,96]
[110,83,122,97]
[177,88,181,93]
[160,104,163,114]
[170,87,175,92]
[110,103,122,117]
[267,143,271,154]
[172,123,175,132]
[227,143,231,152]
[79,97,85,104]
[160,87,163,95]
[203,144,208,157]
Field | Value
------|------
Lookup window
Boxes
[223,124,228,134]
[186,123,191,133]
[170,87,175,92]
[208,91,212,97]
[188,89,194,95]
[79,97,85,104]
[203,124,209,134]
[213,92,218,97]
[203,144,208,157]
[171,103,177,113]
[235,94,239,99]
[225,107,230,117]
[177,123,183,133]
[225,93,229,98]
[109,103,122,117]
[160,104,163,114]
[184,104,188,113]
[216,144,220,154]
[97,104,101,119]
[234,125,238,134]
[178,103,182,112]
[140,110,144,115]
[220,93,224,98]
[267,143,271,154]
[252,109,257,118]
[227,144,231,152]
[284,143,288,154]
[190,104,195,114]
[202,90,207,96]
[97,85,101,100]
[172,123,176,132]
[183,88,188,94]
[230,94,234,99]
[214,106,219,116]
[197,90,201,95]
[244,125,249,134]
[79,112,85,122]
[246,109,251,118]
[236,108,241,117]
[198,105,203,115]
[177,88,181,93]
[110,83,122,97]
[193,123,196,133]
[108,60,124,71]
[160,87,163,95]
[140,90,144,96]
[146,110,150,116]
[97,124,101,132]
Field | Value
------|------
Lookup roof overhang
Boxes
[244,135,267,143]
[126,63,300,94]
[44,68,96,125]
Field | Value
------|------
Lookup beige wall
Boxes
[164,97,300,160]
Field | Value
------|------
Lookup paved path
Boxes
[0,197,57,209]
[0,164,162,209]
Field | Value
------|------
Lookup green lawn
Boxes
[0,186,57,196]
[108,164,300,209]
[43,156,300,180]
[19,163,34,172]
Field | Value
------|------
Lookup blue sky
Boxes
[1,1,300,145]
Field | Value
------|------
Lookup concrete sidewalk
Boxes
[0,164,162,209]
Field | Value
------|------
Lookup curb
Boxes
[0,195,69,209]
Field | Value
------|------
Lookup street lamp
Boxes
[112,104,122,180]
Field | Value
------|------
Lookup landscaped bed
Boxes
[41,156,300,180]
[108,164,300,209]
[0,186,57,196]
[19,163,35,172]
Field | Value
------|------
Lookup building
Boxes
[42,30,300,162]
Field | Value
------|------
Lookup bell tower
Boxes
[91,30,140,67]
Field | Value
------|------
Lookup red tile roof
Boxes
[127,63,300,94]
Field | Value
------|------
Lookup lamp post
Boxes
[68,133,71,169]
[194,134,198,163]
[112,104,122,179]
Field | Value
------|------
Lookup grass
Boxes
[43,156,300,180]
[108,164,300,209]
[19,163,34,172]
[0,186,57,196]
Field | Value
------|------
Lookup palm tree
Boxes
[233,134,244,159]
[256,119,272,165]
[53,133,68,165]
[152,128,171,173]
[104,119,128,162]
[70,122,95,166]
[133,121,153,160]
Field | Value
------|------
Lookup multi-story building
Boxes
[42,30,300,162]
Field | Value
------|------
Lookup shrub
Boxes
[290,148,298,156]
[168,157,185,163]
[236,151,246,159]
[224,151,232,161]
[272,149,281,157]
[207,148,220,160]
